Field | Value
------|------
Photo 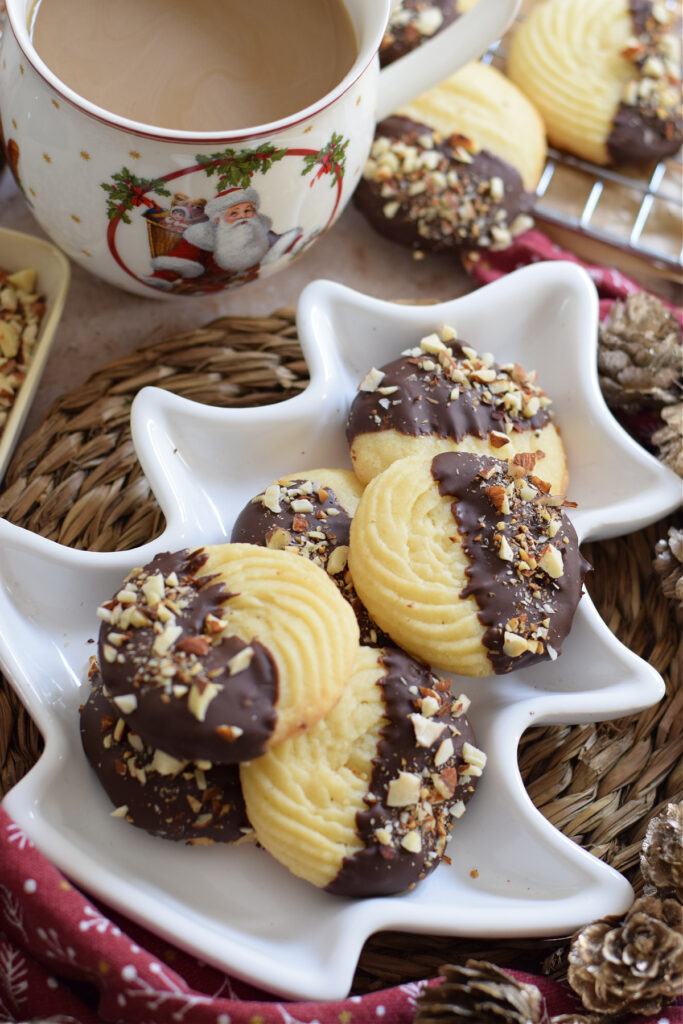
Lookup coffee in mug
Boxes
[2,0,521,298]
[29,0,358,131]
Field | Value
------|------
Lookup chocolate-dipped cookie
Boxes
[507,0,682,166]
[380,0,462,67]
[346,327,568,493]
[231,469,391,647]
[355,62,545,255]
[240,645,483,897]
[348,452,590,676]
[81,669,251,844]
[96,544,359,764]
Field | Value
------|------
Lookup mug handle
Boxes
[376,0,521,122]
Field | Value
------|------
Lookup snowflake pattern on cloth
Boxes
[1,807,681,1023]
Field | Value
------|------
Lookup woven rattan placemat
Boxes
[0,310,680,995]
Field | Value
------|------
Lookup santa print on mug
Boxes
[100,136,350,295]
[142,189,303,293]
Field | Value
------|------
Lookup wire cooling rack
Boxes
[483,16,683,278]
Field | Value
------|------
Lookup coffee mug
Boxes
[0,0,520,299]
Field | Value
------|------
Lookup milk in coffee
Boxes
[30,0,358,131]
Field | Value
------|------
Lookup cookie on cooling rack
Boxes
[80,670,252,844]
[506,0,682,166]
[348,451,590,676]
[346,327,568,493]
[380,0,465,67]
[96,544,359,764]
[354,61,545,255]
[240,644,484,897]
[231,468,391,647]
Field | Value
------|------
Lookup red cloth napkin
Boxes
[2,804,681,1023]
[2,800,682,1023]
[463,228,683,324]
[1,229,682,1023]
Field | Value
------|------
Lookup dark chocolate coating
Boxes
[326,647,479,897]
[606,0,683,164]
[231,480,392,648]
[98,549,278,764]
[354,116,531,254]
[431,452,591,673]
[608,103,683,165]
[346,339,551,447]
[380,0,460,67]
[80,675,251,843]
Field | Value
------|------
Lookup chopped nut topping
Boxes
[462,742,488,774]
[538,544,564,579]
[420,694,441,717]
[359,366,386,392]
[400,830,422,853]
[326,544,349,576]
[150,749,187,775]
[410,712,447,747]
[618,4,682,129]
[434,737,454,766]
[226,646,254,676]
[387,770,422,806]
[187,680,221,722]
[361,125,532,253]
[112,694,138,715]
[0,266,46,437]
[262,484,281,514]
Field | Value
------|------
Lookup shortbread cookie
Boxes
[81,670,251,844]
[380,0,464,67]
[348,452,590,676]
[506,0,682,166]
[346,329,568,493]
[97,545,359,764]
[240,645,484,896]
[231,469,390,647]
[355,63,544,255]
[397,61,547,193]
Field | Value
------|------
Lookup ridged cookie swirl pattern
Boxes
[506,0,682,166]
[240,645,483,897]
[97,544,359,763]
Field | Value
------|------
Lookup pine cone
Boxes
[598,292,682,413]
[567,896,683,1016]
[653,526,683,626]
[550,1015,616,1023]
[414,960,543,1023]
[641,802,683,899]
[651,402,683,477]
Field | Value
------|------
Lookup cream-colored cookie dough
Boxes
[350,423,567,494]
[240,644,482,894]
[346,330,568,494]
[508,0,633,165]
[240,645,383,888]
[348,456,489,675]
[398,59,547,190]
[506,0,682,166]
[198,543,360,744]
[348,451,587,676]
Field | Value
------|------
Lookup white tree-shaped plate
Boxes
[1,262,680,1001]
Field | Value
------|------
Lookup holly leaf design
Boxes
[196,144,288,193]
[301,132,349,187]
[101,168,171,223]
